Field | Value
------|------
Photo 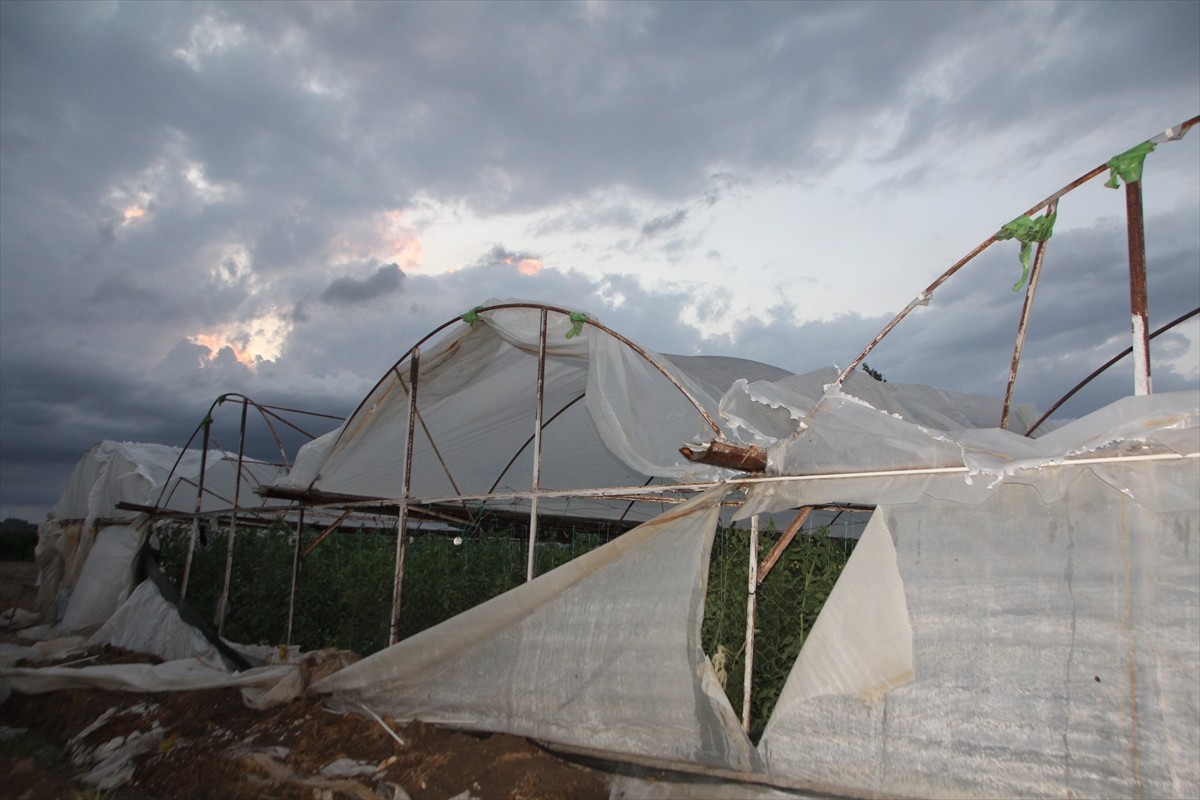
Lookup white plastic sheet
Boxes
[2,659,301,709]
[281,302,751,520]
[56,524,144,635]
[316,489,761,772]
[757,459,1199,799]
[88,580,225,665]
[36,441,287,629]
[739,390,1199,518]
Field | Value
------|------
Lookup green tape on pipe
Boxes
[1105,141,1156,189]
[997,211,1057,291]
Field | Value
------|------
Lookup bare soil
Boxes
[0,563,612,800]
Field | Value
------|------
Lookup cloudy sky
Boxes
[2,1,1198,522]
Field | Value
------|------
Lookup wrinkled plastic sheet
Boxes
[316,489,760,773]
[2,658,302,709]
[56,524,143,635]
[38,442,286,628]
[719,366,1040,447]
[88,579,225,664]
[758,462,1199,799]
[739,391,1199,518]
[280,300,733,520]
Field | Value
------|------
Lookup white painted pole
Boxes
[742,514,759,733]
[389,349,420,645]
[527,309,548,582]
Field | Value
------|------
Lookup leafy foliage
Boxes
[701,523,856,735]
[158,517,854,733]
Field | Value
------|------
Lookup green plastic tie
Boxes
[201,413,214,427]
[996,211,1057,291]
[461,306,484,327]
[216,394,228,405]
[1104,141,1156,189]
[565,311,589,339]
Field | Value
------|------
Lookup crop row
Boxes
[157,519,854,733]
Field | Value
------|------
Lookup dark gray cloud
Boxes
[641,209,688,238]
[320,262,404,306]
[473,245,542,268]
[0,1,1196,521]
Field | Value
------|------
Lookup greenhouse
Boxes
[3,119,1197,799]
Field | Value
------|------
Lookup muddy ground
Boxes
[0,561,613,799]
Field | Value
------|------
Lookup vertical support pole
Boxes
[1124,180,1152,395]
[286,508,304,647]
[217,398,249,634]
[180,415,212,601]
[1002,200,1056,430]
[742,514,760,733]
[390,348,420,645]
[527,309,548,582]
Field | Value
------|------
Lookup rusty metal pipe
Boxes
[1002,200,1057,429]
[1125,180,1152,395]
[389,347,420,646]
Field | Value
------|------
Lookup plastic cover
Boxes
[88,579,226,665]
[35,442,287,629]
[56,524,144,635]
[315,489,761,773]
[279,302,746,521]
[738,390,1199,518]
[758,459,1199,798]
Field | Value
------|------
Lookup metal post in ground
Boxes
[389,348,420,645]
[742,514,760,733]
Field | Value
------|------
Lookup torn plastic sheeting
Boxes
[88,579,227,666]
[1,658,303,708]
[588,326,729,482]
[56,524,144,635]
[278,301,736,518]
[738,391,1198,518]
[75,724,165,790]
[758,468,1199,798]
[760,510,913,720]
[315,489,762,773]
[50,441,201,525]
[0,636,89,670]
[768,391,966,477]
[718,367,1040,449]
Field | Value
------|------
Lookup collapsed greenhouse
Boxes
[3,119,1198,799]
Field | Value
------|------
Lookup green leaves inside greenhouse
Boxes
[157,516,854,734]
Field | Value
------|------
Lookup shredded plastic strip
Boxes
[996,211,1057,291]
[1104,141,1157,188]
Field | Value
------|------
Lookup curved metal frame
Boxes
[817,115,1199,433]
[329,301,724,455]
[320,300,729,531]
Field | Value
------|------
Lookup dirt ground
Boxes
[0,562,613,800]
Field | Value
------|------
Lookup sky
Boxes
[1,0,1198,522]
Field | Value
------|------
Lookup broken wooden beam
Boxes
[679,440,767,473]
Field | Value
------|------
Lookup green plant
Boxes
[156,516,855,734]
[701,523,856,735]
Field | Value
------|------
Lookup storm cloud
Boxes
[1,1,1196,521]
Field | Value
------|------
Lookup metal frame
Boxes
[127,116,1196,720]
[813,115,1198,431]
